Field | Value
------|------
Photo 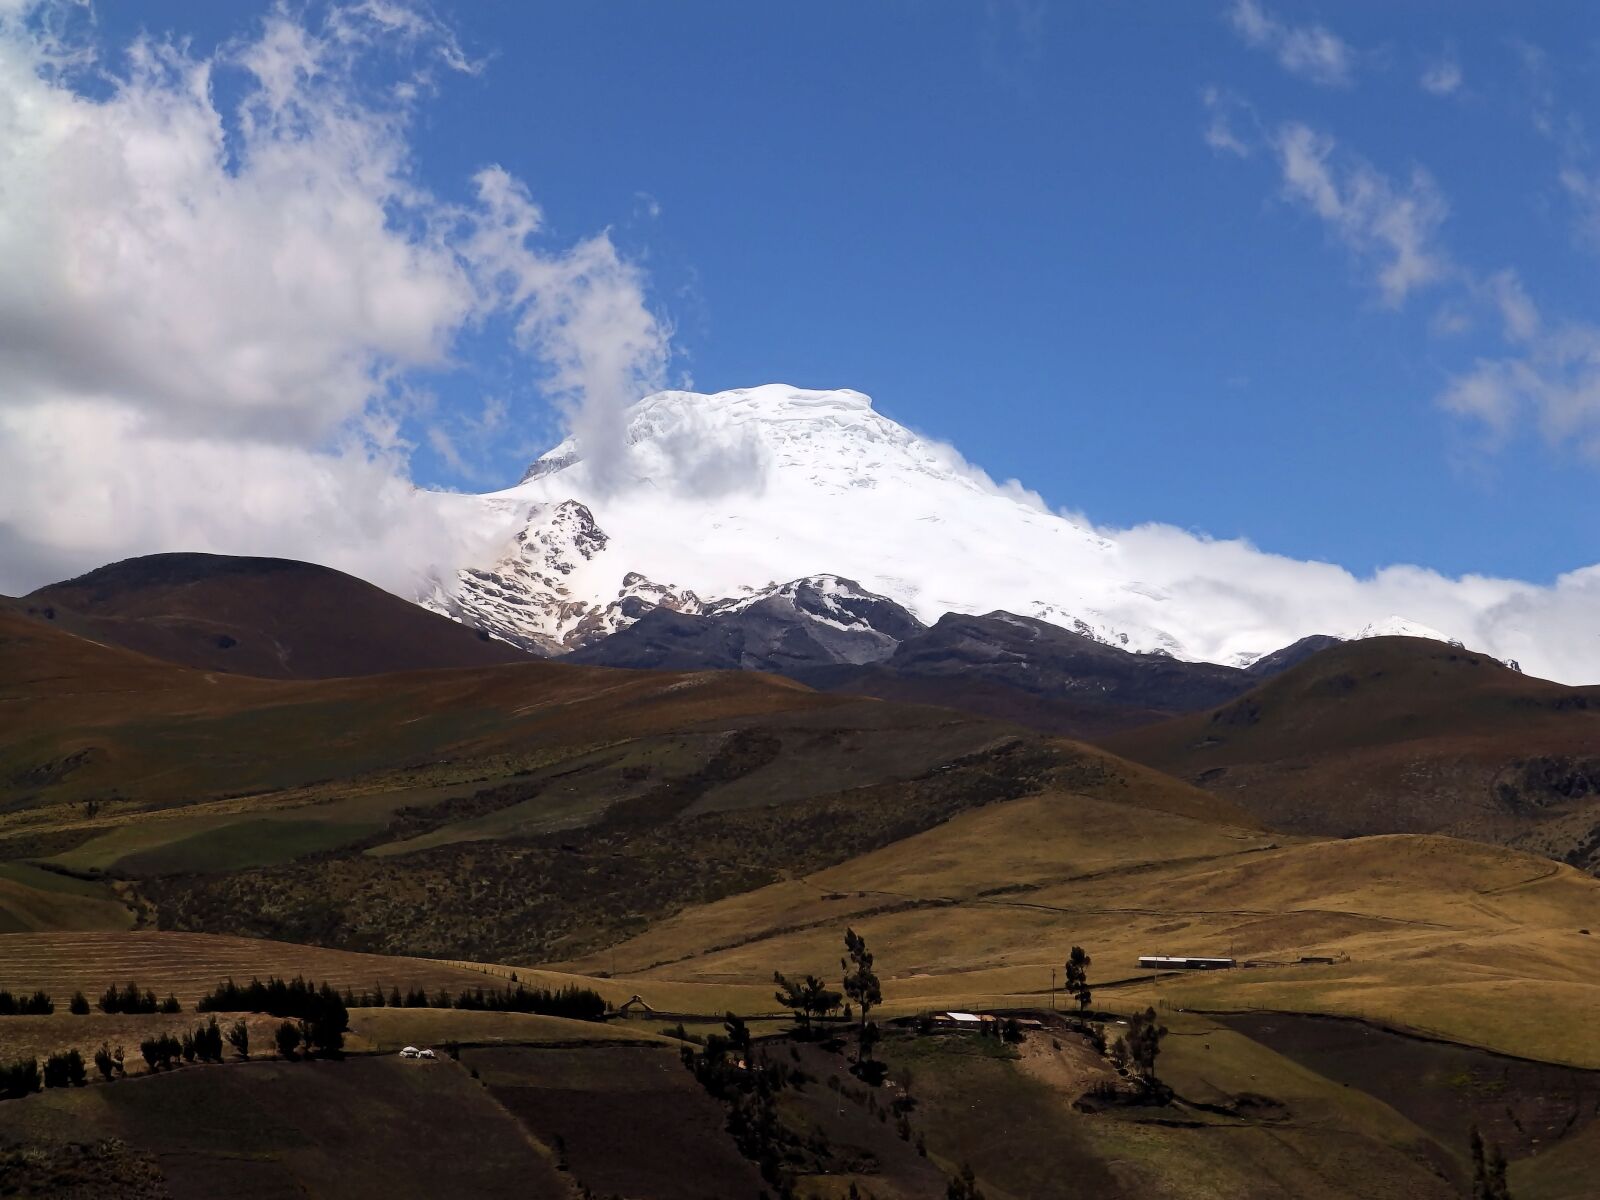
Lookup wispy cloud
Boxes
[980,0,1047,87]
[1274,124,1449,307]
[1201,85,1254,157]
[1419,50,1462,97]
[1227,0,1354,87]
[1439,326,1600,460]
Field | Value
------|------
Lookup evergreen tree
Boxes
[227,1019,250,1059]
[724,1012,752,1063]
[773,972,843,1035]
[0,1058,41,1099]
[1126,1007,1168,1084]
[274,1020,301,1059]
[841,928,882,1065]
[68,991,90,1015]
[1064,946,1092,1012]
[94,1043,116,1081]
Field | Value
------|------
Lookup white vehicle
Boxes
[417,1048,437,1060]
[399,1046,421,1059]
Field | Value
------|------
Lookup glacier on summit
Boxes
[422,384,1563,673]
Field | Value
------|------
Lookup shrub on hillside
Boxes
[98,982,159,1014]
[0,1058,41,1099]
[42,1050,86,1088]
[274,1020,301,1059]
[68,991,90,1015]
[0,989,54,1015]
[450,983,606,1021]
[139,1034,183,1072]
[180,1018,224,1063]
[197,976,346,1055]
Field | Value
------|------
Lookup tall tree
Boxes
[723,1012,752,1064]
[773,972,842,1035]
[1126,1006,1168,1084]
[1064,946,1092,1012]
[274,1020,301,1059]
[841,928,882,1064]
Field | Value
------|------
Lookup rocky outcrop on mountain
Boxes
[785,613,1339,738]
[567,575,924,671]
[1243,634,1344,677]
[427,500,703,654]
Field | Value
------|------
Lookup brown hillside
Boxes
[3,601,1249,966]
[0,603,839,809]
[1100,636,1600,867]
[19,552,532,678]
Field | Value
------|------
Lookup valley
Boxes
[4,553,1600,1198]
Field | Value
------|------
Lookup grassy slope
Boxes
[0,930,507,1007]
[1099,637,1600,857]
[882,1022,1457,1200]
[0,863,133,933]
[1,1055,572,1200]
[0,604,838,813]
[565,795,1600,1067]
[20,551,535,678]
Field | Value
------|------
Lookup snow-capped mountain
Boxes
[426,385,1473,664]
[425,499,705,654]
[1356,615,1456,644]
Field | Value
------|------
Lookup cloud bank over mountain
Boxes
[0,0,668,594]
[458,385,1600,685]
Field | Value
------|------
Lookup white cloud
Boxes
[1419,52,1462,97]
[1560,167,1600,250]
[1228,0,1353,87]
[464,166,672,495]
[0,1,671,594]
[1200,85,1252,157]
[1105,520,1600,683]
[1439,325,1600,459]
[1214,101,1599,472]
[1274,123,1449,306]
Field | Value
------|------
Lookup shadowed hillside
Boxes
[2,600,1257,965]
[1101,636,1600,869]
[18,552,532,678]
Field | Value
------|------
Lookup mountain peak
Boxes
[1356,615,1456,645]
[436,386,1488,668]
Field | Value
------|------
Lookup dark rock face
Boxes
[861,610,1255,711]
[574,589,1342,739]
[568,576,924,672]
[1244,634,1344,677]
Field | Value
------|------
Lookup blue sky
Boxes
[33,2,1600,585]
